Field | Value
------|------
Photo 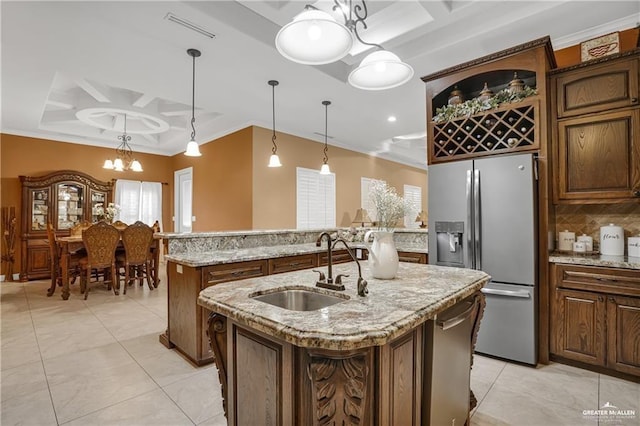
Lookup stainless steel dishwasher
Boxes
[423,295,477,426]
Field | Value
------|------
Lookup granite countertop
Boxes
[158,227,428,239]
[165,242,428,268]
[549,252,640,270]
[197,262,489,350]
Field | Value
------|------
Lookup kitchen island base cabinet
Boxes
[207,292,484,425]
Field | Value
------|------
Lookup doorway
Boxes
[174,167,193,233]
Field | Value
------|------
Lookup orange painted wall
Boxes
[170,127,253,232]
[251,126,428,229]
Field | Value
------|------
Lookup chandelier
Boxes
[319,100,331,175]
[275,0,414,90]
[103,114,143,172]
[185,48,202,157]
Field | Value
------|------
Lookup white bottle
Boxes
[600,224,624,256]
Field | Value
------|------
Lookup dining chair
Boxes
[46,222,81,297]
[79,221,120,300]
[118,221,155,294]
[70,220,92,237]
[150,220,161,288]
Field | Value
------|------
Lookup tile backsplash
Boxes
[555,204,640,250]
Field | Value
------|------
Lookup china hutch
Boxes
[19,170,113,281]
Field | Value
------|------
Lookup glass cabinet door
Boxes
[56,183,85,230]
[90,190,107,223]
[31,188,49,231]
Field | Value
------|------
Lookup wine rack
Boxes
[431,101,538,161]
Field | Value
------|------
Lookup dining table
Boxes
[56,231,161,300]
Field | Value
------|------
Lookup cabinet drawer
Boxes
[318,249,352,266]
[554,264,640,297]
[556,57,639,118]
[268,254,317,275]
[398,252,427,264]
[202,260,268,286]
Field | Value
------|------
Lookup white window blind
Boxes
[114,180,163,229]
[361,177,385,224]
[296,167,336,229]
[403,184,422,228]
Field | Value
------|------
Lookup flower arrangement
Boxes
[433,85,538,123]
[95,202,120,223]
[369,181,416,231]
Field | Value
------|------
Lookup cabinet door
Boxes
[606,295,640,376]
[29,188,50,232]
[551,288,606,366]
[556,58,639,118]
[89,190,108,223]
[556,109,640,203]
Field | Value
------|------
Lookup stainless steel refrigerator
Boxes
[428,152,537,365]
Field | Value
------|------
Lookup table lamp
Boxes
[352,208,372,227]
[415,211,428,228]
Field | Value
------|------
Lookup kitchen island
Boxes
[198,262,489,425]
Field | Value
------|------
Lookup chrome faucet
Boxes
[313,232,368,297]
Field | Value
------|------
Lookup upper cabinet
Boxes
[421,37,556,165]
[19,170,113,281]
[551,51,640,204]
[555,57,639,118]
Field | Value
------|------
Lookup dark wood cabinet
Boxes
[550,263,640,378]
[268,253,317,274]
[556,109,640,203]
[19,170,113,281]
[607,295,640,376]
[555,57,639,118]
[421,37,554,165]
[551,52,640,204]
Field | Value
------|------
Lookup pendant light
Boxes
[267,80,282,168]
[319,100,331,175]
[184,48,202,157]
[275,1,413,90]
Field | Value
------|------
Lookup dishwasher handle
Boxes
[481,287,531,299]
[437,300,475,331]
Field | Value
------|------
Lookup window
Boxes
[403,184,422,228]
[114,180,163,228]
[361,177,385,223]
[296,167,335,229]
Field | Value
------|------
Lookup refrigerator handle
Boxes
[466,170,474,269]
[474,169,481,270]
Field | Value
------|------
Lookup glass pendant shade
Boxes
[130,159,143,172]
[113,158,125,172]
[268,154,282,168]
[320,163,331,175]
[275,8,353,65]
[184,140,202,157]
[348,50,414,90]
[103,159,114,169]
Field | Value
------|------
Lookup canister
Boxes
[576,234,593,252]
[629,236,640,258]
[600,224,624,256]
[572,242,586,252]
[558,230,575,251]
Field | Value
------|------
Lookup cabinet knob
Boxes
[634,190,640,197]
[631,97,638,103]
[608,297,615,303]
[598,296,604,302]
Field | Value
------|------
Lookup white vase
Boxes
[363,230,399,279]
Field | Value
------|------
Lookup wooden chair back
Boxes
[46,222,60,277]
[112,220,128,230]
[82,222,120,269]
[122,222,154,265]
[70,220,91,237]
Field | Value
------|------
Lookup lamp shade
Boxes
[113,158,125,171]
[130,159,143,172]
[348,50,414,90]
[353,208,372,226]
[268,153,282,168]
[319,163,331,175]
[103,159,114,169]
[184,140,202,157]
[275,8,353,65]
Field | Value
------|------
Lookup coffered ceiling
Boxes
[2,1,638,169]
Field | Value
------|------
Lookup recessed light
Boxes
[387,116,397,122]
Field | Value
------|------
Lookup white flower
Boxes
[369,182,417,231]
[95,202,120,222]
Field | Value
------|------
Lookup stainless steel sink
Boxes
[251,288,348,311]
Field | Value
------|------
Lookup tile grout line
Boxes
[23,281,62,426]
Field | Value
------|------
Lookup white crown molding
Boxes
[552,15,639,50]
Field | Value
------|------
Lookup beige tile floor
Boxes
[1,266,638,425]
